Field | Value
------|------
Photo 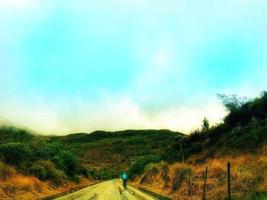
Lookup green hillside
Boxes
[1,91,266,190]
[0,127,183,182]
[168,91,267,162]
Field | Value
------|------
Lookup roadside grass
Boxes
[134,153,267,200]
[0,162,95,200]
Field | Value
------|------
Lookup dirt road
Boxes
[56,179,160,200]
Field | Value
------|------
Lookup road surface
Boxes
[56,179,160,200]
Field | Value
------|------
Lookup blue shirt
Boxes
[122,173,128,180]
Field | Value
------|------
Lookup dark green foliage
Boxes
[78,167,96,178]
[128,155,161,179]
[28,160,67,185]
[248,192,267,200]
[0,126,33,144]
[98,168,119,180]
[27,140,62,161]
[28,162,46,180]
[202,117,210,131]
[0,128,82,184]
[165,91,267,162]
[58,129,181,180]
[52,151,78,177]
[0,143,31,166]
[223,92,267,128]
[217,94,248,112]
[0,126,182,181]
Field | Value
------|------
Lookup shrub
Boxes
[52,151,78,177]
[128,155,161,179]
[28,163,46,180]
[0,143,31,166]
[0,126,33,142]
[77,166,96,178]
[144,163,159,175]
[98,168,119,180]
[28,160,66,185]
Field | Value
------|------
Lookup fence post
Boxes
[227,162,231,200]
[187,176,191,196]
[202,166,208,200]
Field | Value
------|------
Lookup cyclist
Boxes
[121,172,128,189]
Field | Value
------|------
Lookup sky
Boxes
[0,0,266,135]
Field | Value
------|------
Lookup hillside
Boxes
[1,92,266,199]
[134,91,267,200]
[0,127,183,180]
[51,129,183,179]
[0,127,182,199]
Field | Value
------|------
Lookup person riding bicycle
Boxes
[121,172,128,189]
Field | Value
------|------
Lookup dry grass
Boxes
[0,162,95,200]
[133,152,267,200]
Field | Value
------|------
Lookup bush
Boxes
[28,160,66,185]
[0,143,31,166]
[98,168,118,180]
[52,151,78,177]
[77,166,97,178]
[28,141,66,163]
[0,126,33,142]
[128,155,161,179]
[28,163,46,180]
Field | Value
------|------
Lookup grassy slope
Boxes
[133,152,267,200]
[0,127,183,177]
[133,92,267,200]
[0,162,94,200]
[1,92,266,199]
[0,128,182,199]
[53,130,183,177]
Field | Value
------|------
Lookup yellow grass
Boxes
[133,152,267,200]
[0,162,95,200]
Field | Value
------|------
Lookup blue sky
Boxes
[0,0,266,134]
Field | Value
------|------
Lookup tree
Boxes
[217,94,248,112]
[0,143,31,166]
[202,117,210,131]
[52,151,78,177]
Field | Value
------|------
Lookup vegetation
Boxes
[128,155,161,179]
[134,153,267,199]
[0,91,266,199]
[0,126,182,183]
[134,91,267,199]
[166,91,267,161]
[0,127,83,185]
[54,129,181,180]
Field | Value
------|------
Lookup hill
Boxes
[1,91,266,199]
[0,127,182,199]
[50,129,183,179]
[0,127,183,180]
[134,91,267,200]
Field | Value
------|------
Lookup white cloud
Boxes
[0,94,227,135]
[0,0,266,135]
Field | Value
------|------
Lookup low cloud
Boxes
[0,94,226,135]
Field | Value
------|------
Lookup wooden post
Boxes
[187,176,192,196]
[202,166,208,200]
[227,162,231,200]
